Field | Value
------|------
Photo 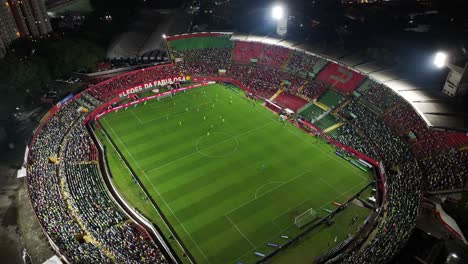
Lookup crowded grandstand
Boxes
[26,32,468,263]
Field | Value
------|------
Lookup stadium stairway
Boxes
[323,122,344,133]
[281,51,294,70]
[312,59,329,76]
[332,98,351,115]
[269,89,284,101]
[297,101,315,114]
[319,90,344,109]
[313,101,330,111]
[358,99,381,116]
[381,103,403,118]
[297,81,309,94]
[60,182,116,262]
[460,145,468,151]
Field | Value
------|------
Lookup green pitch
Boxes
[99,84,371,263]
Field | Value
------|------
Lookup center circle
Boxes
[196,132,239,158]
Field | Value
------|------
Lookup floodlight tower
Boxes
[272,5,288,36]
[433,51,468,97]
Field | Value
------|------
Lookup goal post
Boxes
[294,208,318,228]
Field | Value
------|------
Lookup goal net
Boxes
[294,208,318,228]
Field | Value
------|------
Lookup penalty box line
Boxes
[103,118,211,264]
[224,169,313,217]
[224,214,255,249]
[129,109,144,124]
[233,181,366,262]
[284,126,369,181]
[222,169,313,249]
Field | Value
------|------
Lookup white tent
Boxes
[43,256,63,264]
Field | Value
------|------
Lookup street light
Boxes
[434,51,448,69]
[271,5,284,20]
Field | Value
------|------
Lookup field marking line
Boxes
[224,169,312,217]
[224,214,256,249]
[99,124,193,262]
[254,181,284,199]
[129,109,143,124]
[320,177,341,195]
[145,120,276,174]
[103,118,211,264]
[233,181,366,262]
[270,198,311,225]
[284,126,369,181]
[195,132,240,158]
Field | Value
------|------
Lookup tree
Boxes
[0,57,50,95]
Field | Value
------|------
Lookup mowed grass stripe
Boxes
[101,84,370,264]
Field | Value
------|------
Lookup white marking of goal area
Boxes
[231,181,366,262]
[224,170,366,257]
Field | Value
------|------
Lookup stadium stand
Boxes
[298,104,326,123]
[355,78,379,94]
[232,41,266,63]
[314,114,339,131]
[316,63,366,94]
[172,48,232,65]
[382,103,468,158]
[167,34,233,51]
[298,80,328,99]
[27,34,468,264]
[333,100,422,263]
[87,65,181,102]
[27,100,167,263]
[420,150,468,191]
[356,79,401,114]
[317,89,344,109]
[258,45,291,67]
[272,92,308,112]
[284,50,328,78]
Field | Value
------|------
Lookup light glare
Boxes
[434,52,447,68]
[272,6,284,20]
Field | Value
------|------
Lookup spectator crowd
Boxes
[27,39,468,264]
[28,100,167,263]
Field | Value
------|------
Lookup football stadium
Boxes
[25,32,468,264]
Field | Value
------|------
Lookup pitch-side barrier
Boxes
[94,82,213,121]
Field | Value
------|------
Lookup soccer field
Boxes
[99,84,371,263]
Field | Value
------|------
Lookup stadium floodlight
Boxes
[271,5,284,20]
[433,51,448,69]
